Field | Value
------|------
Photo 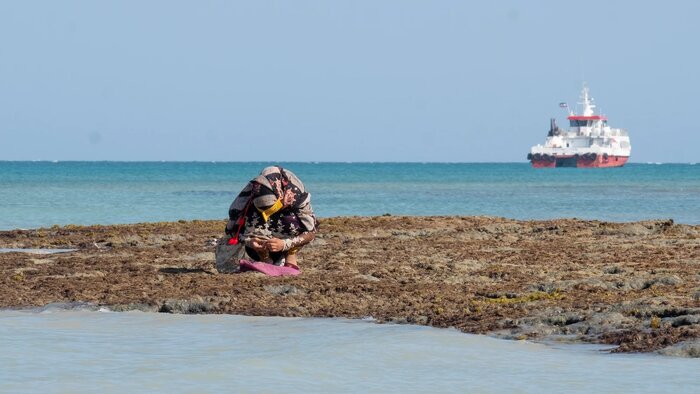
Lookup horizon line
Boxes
[0,160,695,165]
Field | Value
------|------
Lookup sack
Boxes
[215,236,249,273]
[217,197,253,273]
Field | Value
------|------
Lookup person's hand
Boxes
[265,238,285,252]
[250,238,267,252]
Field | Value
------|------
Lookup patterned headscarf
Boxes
[228,166,316,232]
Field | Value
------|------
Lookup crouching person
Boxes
[226,166,317,269]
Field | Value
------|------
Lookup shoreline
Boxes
[2,216,699,357]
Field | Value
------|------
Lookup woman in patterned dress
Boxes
[225,166,318,269]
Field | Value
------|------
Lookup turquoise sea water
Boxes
[0,161,699,230]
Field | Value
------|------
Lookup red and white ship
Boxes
[527,84,631,168]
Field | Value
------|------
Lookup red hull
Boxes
[530,155,629,168]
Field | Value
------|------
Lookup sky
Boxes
[1,1,698,163]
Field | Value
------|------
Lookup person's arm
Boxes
[265,231,316,252]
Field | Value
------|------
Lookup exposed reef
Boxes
[2,216,699,356]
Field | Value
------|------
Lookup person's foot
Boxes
[284,254,299,269]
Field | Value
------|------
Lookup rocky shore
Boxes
[1,216,699,357]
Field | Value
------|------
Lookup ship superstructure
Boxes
[527,84,631,168]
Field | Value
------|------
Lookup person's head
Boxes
[252,183,283,221]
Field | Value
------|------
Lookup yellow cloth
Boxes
[258,199,283,222]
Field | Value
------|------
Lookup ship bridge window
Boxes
[570,120,590,127]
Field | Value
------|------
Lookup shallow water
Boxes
[0,309,697,393]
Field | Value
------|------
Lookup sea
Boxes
[0,161,699,230]
[1,161,699,393]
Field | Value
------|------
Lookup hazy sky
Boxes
[1,1,698,162]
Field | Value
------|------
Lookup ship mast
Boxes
[579,83,596,116]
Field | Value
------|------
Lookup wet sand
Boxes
[2,216,699,356]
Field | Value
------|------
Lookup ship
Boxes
[527,84,631,168]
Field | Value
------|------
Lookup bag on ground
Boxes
[215,236,248,273]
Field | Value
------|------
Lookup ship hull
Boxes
[530,155,628,168]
